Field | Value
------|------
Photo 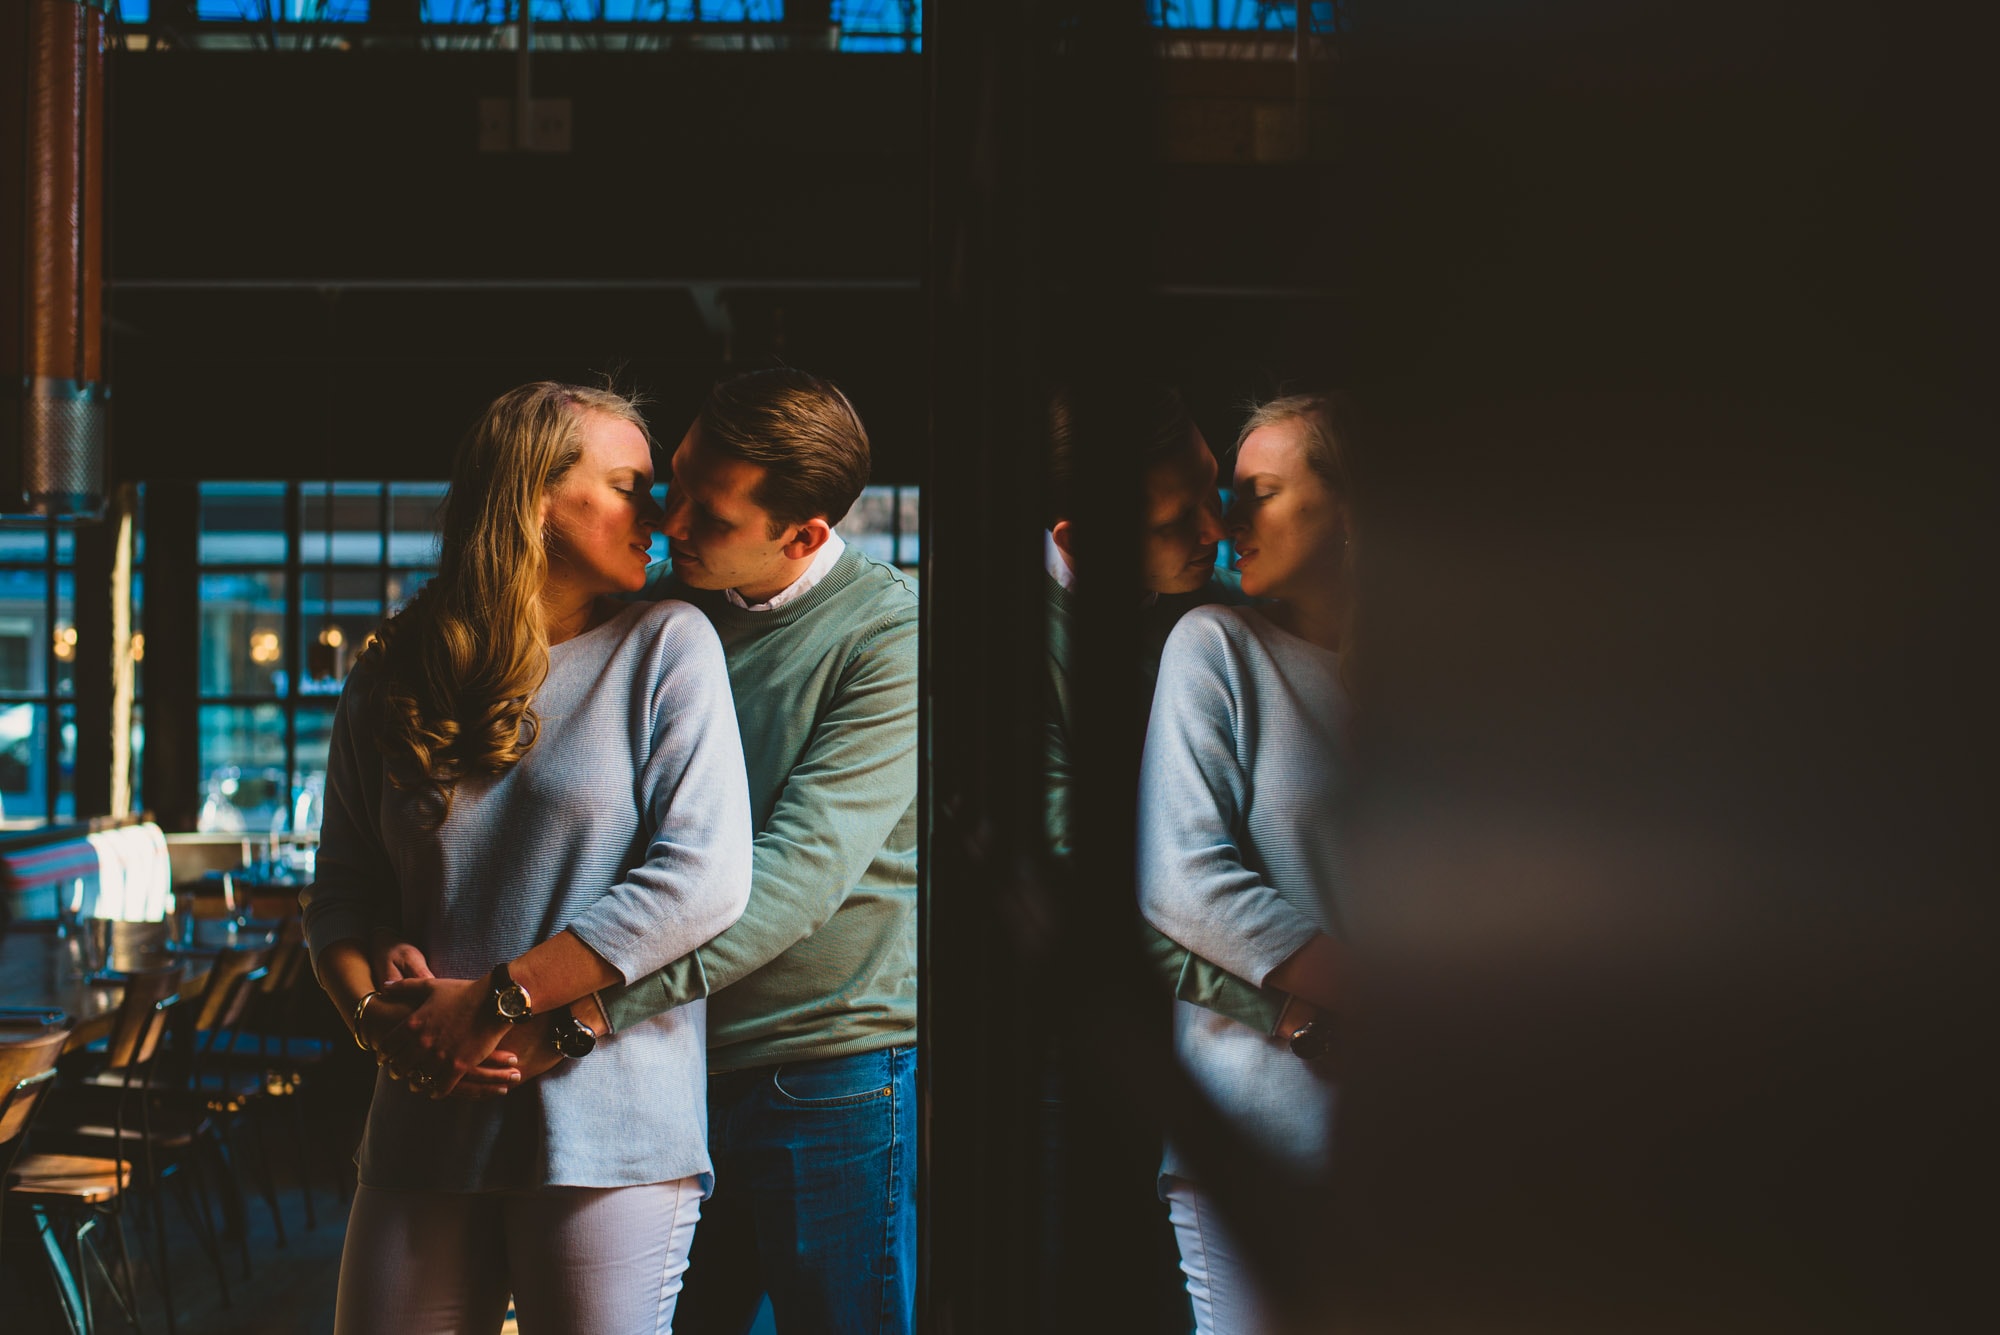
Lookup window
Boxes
[0,518,75,826]
[195,481,445,835]
[838,485,922,575]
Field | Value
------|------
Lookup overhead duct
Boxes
[1,0,109,520]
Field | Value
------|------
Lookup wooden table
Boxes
[0,927,215,1051]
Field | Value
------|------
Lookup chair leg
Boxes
[242,1101,289,1248]
[102,1209,147,1334]
[167,1164,230,1310]
[31,1205,87,1335]
[284,1087,318,1230]
[65,1214,94,1334]
[193,1121,253,1280]
[139,1143,181,1335]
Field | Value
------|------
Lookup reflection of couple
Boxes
[1045,391,1353,1335]
[301,371,918,1334]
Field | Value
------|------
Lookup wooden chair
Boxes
[40,965,216,1335]
[3,1021,149,1334]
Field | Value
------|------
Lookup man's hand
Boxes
[445,994,606,1100]
[376,975,513,1097]
[450,1023,560,1095]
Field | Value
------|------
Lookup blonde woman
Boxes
[1137,393,1353,1335]
[301,382,752,1334]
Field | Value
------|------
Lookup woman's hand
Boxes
[369,932,434,985]
[375,975,514,1097]
[360,985,522,1099]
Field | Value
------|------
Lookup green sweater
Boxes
[1043,568,1287,1034]
[600,545,919,1073]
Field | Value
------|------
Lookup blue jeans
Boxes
[676,1045,917,1335]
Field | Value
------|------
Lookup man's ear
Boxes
[780,517,834,562]
[1050,518,1075,566]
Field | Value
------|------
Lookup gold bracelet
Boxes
[352,990,383,1052]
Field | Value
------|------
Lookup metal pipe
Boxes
[1,0,110,518]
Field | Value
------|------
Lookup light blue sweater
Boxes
[303,599,752,1193]
[1137,604,1346,1184]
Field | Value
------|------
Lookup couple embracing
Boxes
[300,370,919,1335]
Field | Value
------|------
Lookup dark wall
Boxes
[106,51,930,482]
[103,50,1346,485]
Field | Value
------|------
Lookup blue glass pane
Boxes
[200,570,288,697]
[197,705,288,834]
[131,570,144,698]
[0,569,49,695]
[389,483,447,566]
[201,482,289,565]
[55,571,73,697]
[56,703,75,820]
[1149,1,1336,30]
[303,482,385,565]
[843,486,899,566]
[386,568,434,615]
[300,569,383,697]
[0,525,49,563]
[0,703,49,824]
[897,486,919,568]
[120,0,814,23]
[295,704,337,804]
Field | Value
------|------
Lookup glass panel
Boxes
[898,486,921,568]
[200,482,289,565]
[54,526,74,565]
[389,482,448,566]
[302,482,385,565]
[0,524,48,563]
[55,570,73,696]
[197,704,288,834]
[133,482,146,565]
[130,570,144,698]
[0,568,46,694]
[56,703,74,819]
[200,571,288,698]
[0,702,48,826]
[129,702,143,813]
[386,568,434,616]
[294,704,337,833]
[300,570,383,697]
[843,485,899,566]
[649,483,671,564]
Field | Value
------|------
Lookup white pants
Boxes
[334,1178,703,1335]
[1163,1175,1272,1335]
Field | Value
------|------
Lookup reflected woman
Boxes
[1136,393,1353,1335]
[301,382,752,1334]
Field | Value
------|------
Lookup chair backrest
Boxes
[102,965,185,1074]
[0,1027,70,1148]
[194,945,275,1036]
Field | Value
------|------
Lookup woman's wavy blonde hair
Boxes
[362,381,651,820]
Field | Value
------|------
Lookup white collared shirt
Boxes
[1044,529,1076,591]
[1046,527,1160,607]
[726,530,847,612]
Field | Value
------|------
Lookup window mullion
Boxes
[283,483,303,826]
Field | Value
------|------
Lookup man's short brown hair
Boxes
[1043,384,1200,529]
[698,368,872,532]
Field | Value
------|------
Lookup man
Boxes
[620,367,918,1334]
[1040,386,1283,1033]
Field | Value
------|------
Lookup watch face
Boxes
[554,1017,596,1059]
[496,986,532,1021]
